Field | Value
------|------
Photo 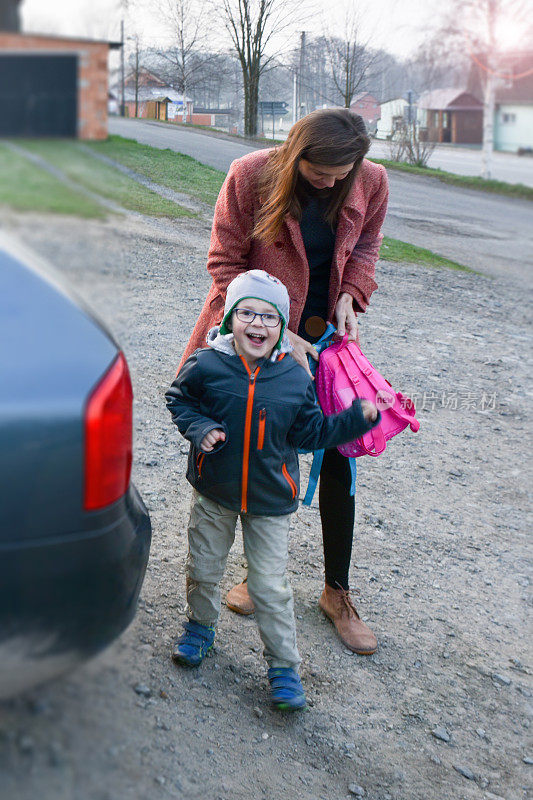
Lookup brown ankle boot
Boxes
[225,578,254,615]
[319,583,377,654]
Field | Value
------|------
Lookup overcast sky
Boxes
[20,0,440,60]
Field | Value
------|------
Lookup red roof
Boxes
[417,88,482,111]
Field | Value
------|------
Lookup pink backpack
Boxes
[315,334,420,457]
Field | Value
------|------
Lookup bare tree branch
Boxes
[151,0,213,118]
[220,0,304,135]
[322,4,379,108]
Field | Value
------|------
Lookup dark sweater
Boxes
[296,184,337,342]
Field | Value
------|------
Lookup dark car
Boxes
[0,233,151,698]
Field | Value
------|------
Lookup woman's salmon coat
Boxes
[178,148,389,370]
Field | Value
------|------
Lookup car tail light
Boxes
[84,352,133,510]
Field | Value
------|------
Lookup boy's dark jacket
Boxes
[166,340,381,516]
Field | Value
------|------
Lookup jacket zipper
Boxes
[239,356,259,513]
[257,408,266,450]
[196,452,205,478]
[282,462,297,500]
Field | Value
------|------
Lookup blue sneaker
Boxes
[172,620,215,667]
[268,667,306,711]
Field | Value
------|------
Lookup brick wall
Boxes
[0,33,110,139]
[191,113,215,126]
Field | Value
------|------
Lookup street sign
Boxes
[259,101,289,116]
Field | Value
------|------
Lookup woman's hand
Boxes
[286,329,319,378]
[335,292,358,340]
[200,429,226,452]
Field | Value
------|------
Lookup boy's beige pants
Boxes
[185,490,301,669]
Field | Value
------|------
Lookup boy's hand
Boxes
[200,429,226,452]
[361,400,378,423]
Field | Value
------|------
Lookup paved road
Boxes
[247,126,533,186]
[110,118,533,282]
[369,140,533,187]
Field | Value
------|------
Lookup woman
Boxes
[178,108,388,654]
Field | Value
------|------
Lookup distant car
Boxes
[0,233,151,699]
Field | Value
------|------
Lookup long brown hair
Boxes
[253,108,370,244]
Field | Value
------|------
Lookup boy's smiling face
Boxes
[231,298,282,368]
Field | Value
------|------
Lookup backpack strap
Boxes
[348,456,357,496]
[302,449,357,505]
[302,448,324,506]
[359,423,387,456]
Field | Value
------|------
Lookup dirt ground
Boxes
[0,208,531,800]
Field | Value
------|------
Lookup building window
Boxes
[501,112,516,124]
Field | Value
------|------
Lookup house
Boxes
[123,68,193,121]
[376,97,409,139]
[417,88,483,144]
[191,107,237,130]
[349,92,381,132]
[468,51,533,153]
[0,32,120,139]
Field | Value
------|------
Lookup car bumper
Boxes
[0,484,151,699]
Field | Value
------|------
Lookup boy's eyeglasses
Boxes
[234,308,282,328]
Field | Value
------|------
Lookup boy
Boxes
[165,270,380,710]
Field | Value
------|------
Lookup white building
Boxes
[494,100,533,153]
[376,98,409,139]
[469,51,533,153]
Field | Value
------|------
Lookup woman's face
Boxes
[298,159,354,190]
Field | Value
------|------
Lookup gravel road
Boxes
[0,208,531,800]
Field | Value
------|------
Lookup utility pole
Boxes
[134,36,139,118]
[298,31,306,120]
[120,19,126,117]
[406,89,414,125]
[292,72,297,125]
[182,79,187,124]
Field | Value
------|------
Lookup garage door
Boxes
[0,54,77,137]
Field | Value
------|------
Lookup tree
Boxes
[154,0,212,121]
[322,3,379,108]
[220,0,299,136]
[389,121,436,167]
[436,0,532,178]
[403,39,468,96]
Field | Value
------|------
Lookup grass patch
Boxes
[88,138,478,272]
[0,143,106,218]
[21,140,194,218]
[127,124,532,201]
[380,236,477,272]
[370,157,533,201]
[5,134,479,272]
[155,119,285,147]
[86,135,225,206]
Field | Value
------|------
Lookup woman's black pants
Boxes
[319,448,355,591]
